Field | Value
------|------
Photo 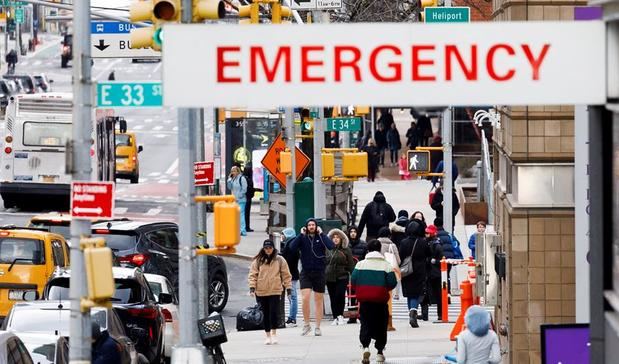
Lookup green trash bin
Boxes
[294,179,314,233]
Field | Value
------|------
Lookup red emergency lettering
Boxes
[521,44,550,81]
[445,45,478,81]
[334,46,362,82]
[250,46,292,82]
[369,45,402,82]
[486,44,515,81]
[301,46,326,82]
[217,46,241,83]
[412,45,436,81]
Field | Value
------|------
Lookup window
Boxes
[0,238,44,265]
[112,279,144,304]
[23,122,71,147]
[146,229,178,250]
[91,232,137,251]
[50,240,65,267]
[115,134,132,147]
[7,337,33,364]
[148,282,163,301]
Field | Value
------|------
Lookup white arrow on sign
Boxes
[91,34,160,59]
[73,206,103,215]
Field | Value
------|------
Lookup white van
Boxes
[0,93,115,209]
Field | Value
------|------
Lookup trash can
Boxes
[294,179,314,233]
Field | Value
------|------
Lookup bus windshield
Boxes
[23,122,71,147]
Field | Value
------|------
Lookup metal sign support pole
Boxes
[285,108,296,229]
[196,109,208,319]
[442,107,453,233]
[69,0,92,362]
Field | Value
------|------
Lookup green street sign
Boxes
[14,7,23,24]
[424,7,470,23]
[97,82,162,107]
[0,1,26,6]
[326,117,361,132]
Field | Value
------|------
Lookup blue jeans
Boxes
[288,280,298,321]
[238,200,247,235]
[407,296,420,311]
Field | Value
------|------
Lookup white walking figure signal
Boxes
[409,155,420,171]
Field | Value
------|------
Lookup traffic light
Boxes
[239,2,260,24]
[354,106,370,116]
[214,201,241,249]
[322,153,335,178]
[193,0,226,21]
[271,2,291,24]
[129,0,181,50]
[82,238,115,305]
[342,152,368,177]
[279,150,292,174]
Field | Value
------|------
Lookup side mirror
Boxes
[138,145,143,153]
[22,291,39,301]
[130,327,148,341]
[158,292,174,305]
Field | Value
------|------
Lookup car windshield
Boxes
[115,134,132,147]
[23,122,72,147]
[112,279,144,303]
[148,282,162,301]
[91,232,137,252]
[0,238,44,265]
[8,307,107,334]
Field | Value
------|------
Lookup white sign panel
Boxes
[317,0,342,9]
[91,21,160,59]
[163,22,606,108]
[290,0,316,10]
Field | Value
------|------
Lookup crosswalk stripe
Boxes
[114,207,128,214]
[145,208,162,216]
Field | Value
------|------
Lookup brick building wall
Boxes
[453,0,493,20]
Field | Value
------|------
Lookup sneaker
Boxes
[331,318,339,326]
[314,327,322,336]
[271,335,278,344]
[286,318,297,327]
[301,324,312,336]
[264,337,272,345]
[376,353,385,363]
[337,315,346,326]
[361,348,371,364]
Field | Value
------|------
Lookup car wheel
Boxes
[130,173,139,184]
[2,196,15,209]
[208,274,229,313]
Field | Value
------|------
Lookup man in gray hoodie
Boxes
[456,305,501,364]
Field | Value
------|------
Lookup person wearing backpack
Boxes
[358,191,396,241]
[434,218,455,293]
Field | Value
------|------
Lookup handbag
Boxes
[399,238,418,278]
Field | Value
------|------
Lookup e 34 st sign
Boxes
[163,22,605,108]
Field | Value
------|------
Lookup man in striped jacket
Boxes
[351,239,398,364]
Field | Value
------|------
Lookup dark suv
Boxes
[44,267,167,363]
[90,220,230,313]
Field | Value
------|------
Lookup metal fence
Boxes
[478,130,494,225]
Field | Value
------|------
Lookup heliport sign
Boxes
[162,22,605,108]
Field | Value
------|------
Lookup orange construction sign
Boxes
[261,132,310,189]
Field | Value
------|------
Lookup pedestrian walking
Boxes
[456,305,501,364]
[424,224,444,321]
[5,49,17,74]
[431,160,460,187]
[281,227,300,327]
[429,136,443,175]
[362,139,380,182]
[377,227,401,330]
[348,225,368,261]
[287,218,335,336]
[351,239,398,364]
[358,191,396,241]
[386,123,401,166]
[107,70,116,81]
[399,220,432,328]
[389,210,409,248]
[398,153,410,180]
[375,123,388,167]
[434,217,455,291]
[430,184,461,225]
[411,211,426,224]
[468,221,486,259]
[326,228,355,326]
[405,122,418,150]
[416,114,433,147]
[243,165,255,232]
[91,322,122,364]
[226,166,248,236]
[248,239,292,345]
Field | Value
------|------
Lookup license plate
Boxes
[8,290,27,300]
[116,158,128,165]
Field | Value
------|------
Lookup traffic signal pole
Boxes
[285,107,296,229]
[442,108,453,233]
[196,110,209,319]
[69,0,92,362]
[312,11,327,219]
[173,0,208,362]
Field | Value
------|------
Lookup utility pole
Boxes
[69,0,92,362]
[196,109,208,319]
[285,108,296,230]
[442,108,453,233]
[172,0,207,362]
[312,11,327,219]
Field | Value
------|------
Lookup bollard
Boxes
[440,258,449,323]
[449,279,474,341]
[466,258,480,305]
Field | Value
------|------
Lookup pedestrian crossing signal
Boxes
[407,150,431,173]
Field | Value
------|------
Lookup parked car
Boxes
[43,268,166,363]
[145,273,179,359]
[15,333,68,364]
[33,74,53,93]
[0,331,34,363]
[60,34,72,68]
[2,301,143,364]
[0,227,70,324]
[27,213,125,242]
[2,75,37,94]
[90,220,230,313]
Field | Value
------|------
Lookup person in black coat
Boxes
[405,122,418,150]
[416,115,433,147]
[430,186,460,224]
[375,123,388,167]
[243,165,255,232]
[398,219,431,328]
[358,191,396,241]
[424,225,444,321]
[434,217,455,292]
[362,139,380,182]
[386,123,401,166]
[91,323,122,364]
[347,225,367,261]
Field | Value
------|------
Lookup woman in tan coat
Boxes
[248,239,293,345]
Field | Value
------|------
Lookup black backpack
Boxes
[372,203,389,226]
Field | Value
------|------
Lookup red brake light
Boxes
[94,229,109,234]
[0,231,10,236]
[118,253,149,267]
[4,147,12,154]
[127,307,159,320]
[161,308,173,322]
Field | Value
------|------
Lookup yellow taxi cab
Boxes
[0,227,70,321]
[115,131,143,184]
